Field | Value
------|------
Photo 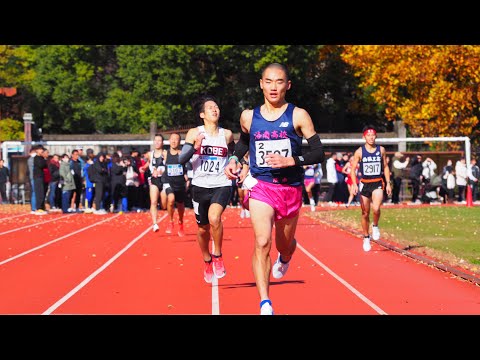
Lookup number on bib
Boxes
[362,162,381,176]
[255,139,292,167]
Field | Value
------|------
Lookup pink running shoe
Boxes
[204,261,214,283]
[165,221,174,234]
[177,223,185,237]
[212,255,226,279]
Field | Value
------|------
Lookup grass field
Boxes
[309,206,480,275]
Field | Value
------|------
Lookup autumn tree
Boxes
[341,45,480,150]
[0,118,24,141]
[0,45,35,86]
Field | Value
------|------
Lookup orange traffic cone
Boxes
[466,184,473,207]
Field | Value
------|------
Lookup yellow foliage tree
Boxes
[341,45,480,149]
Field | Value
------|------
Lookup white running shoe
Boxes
[245,210,250,218]
[240,209,245,218]
[260,300,274,315]
[153,223,159,232]
[272,253,290,279]
[363,236,371,252]
[372,225,380,240]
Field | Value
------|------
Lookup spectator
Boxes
[0,159,10,204]
[110,153,127,213]
[48,154,61,210]
[446,168,456,203]
[92,152,109,214]
[391,152,410,204]
[59,153,76,213]
[468,158,479,202]
[42,149,52,209]
[325,153,338,205]
[409,155,423,204]
[33,145,48,215]
[455,158,467,203]
[312,162,323,206]
[439,160,453,203]
[83,148,96,213]
[69,149,83,212]
[27,147,37,213]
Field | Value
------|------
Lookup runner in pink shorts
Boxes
[224,63,325,315]
[244,179,302,221]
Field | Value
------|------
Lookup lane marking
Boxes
[0,213,30,222]
[0,214,73,236]
[211,241,220,315]
[297,242,388,315]
[42,214,168,315]
[0,214,120,266]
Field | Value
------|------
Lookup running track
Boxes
[0,206,479,315]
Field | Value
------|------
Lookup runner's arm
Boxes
[179,128,203,165]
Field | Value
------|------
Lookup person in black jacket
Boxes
[0,159,10,204]
[91,152,109,214]
[110,153,127,212]
[409,154,424,204]
[33,145,48,214]
[48,154,61,210]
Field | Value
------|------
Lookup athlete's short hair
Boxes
[193,94,219,124]
[154,133,164,140]
[261,63,290,81]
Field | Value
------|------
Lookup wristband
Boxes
[228,155,239,164]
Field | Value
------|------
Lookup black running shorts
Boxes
[360,179,384,198]
[192,185,231,225]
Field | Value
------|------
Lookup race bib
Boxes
[362,162,381,176]
[198,157,221,174]
[167,164,183,177]
[255,139,292,167]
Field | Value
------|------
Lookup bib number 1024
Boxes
[200,159,220,173]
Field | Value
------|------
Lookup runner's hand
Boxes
[351,183,358,196]
[224,159,239,179]
[237,164,249,184]
[386,183,392,196]
[265,153,294,168]
[194,133,205,150]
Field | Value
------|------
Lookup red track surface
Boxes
[0,207,479,315]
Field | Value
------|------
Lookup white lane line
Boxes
[0,214,73,236]
[0,213,30,222]
[211,241,220,315]
[297,242,388,315]
[42,213,168,315]
[0,214,120,266]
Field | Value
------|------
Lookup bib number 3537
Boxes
[255,139,292,167]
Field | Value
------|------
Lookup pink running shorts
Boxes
[303,178,315,188]
[244,179,303,221]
